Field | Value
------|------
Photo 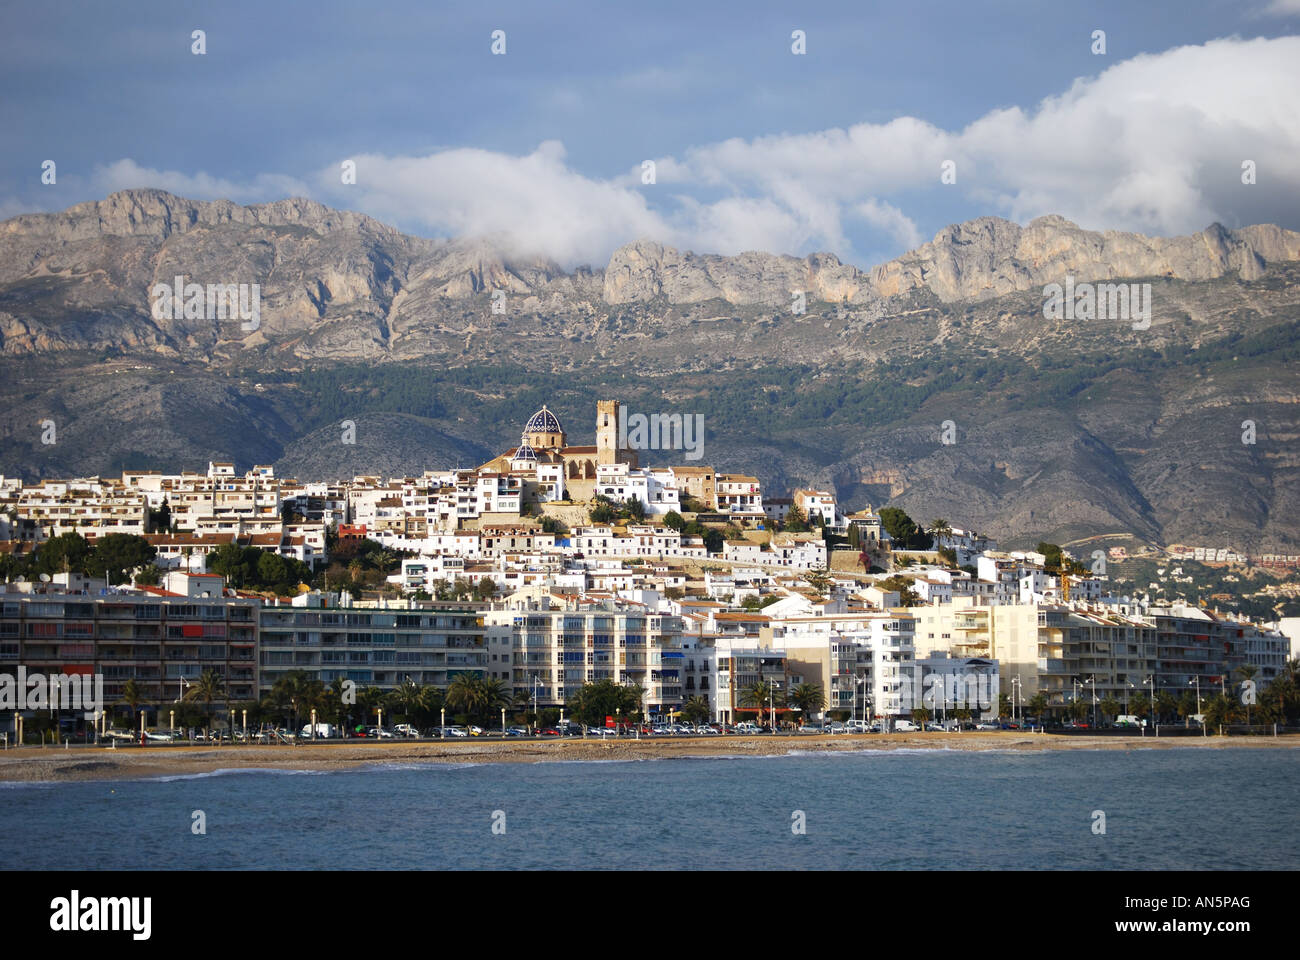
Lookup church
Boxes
[477,400,639,501]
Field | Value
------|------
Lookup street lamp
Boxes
[1144,675,1155,727]
[1189,676,1201,720]
[1086,676,1096,728]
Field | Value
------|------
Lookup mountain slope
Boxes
[1,190,1298,552]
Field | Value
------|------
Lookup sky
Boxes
[2,0,1299,269]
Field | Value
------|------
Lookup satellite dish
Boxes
[40,573,51,582]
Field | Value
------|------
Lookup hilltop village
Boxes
[1,400,1296,732]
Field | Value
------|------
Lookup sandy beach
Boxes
[1,732,1295,783]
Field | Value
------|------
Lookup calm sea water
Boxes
[2,748,1295,870]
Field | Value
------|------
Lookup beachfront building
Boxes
[257,598,494,697]
[0,592,259,728]
[710,637,788,724]
[762,612,918,720]
[485,596,685,717]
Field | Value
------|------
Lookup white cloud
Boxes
[314,141,669,267]
[10,36,1295,269]
[1260,0,1300,15]
[90,159,310,205]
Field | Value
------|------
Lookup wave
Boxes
[150,767,333,782]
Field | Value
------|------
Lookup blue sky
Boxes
[3,0,1299,267]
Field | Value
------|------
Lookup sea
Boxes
[2,747,1295,870]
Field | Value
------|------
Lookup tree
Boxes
[474,578,498,600]
[878,575,921,606]
[268,670,323,733]
[87,534,157,585]
[788,682,826,725]
[1235,664,1259,724]
[1202,693,1236,731]
[1099,696,1122,724]
[784,504,810,532]
[879,507,920,546]
[1027,693,1048,720]
[445,674,507,724]
[386,677,425,723]
[802,567,832,594]
[185,668,227,737]
[680,696,711,725]
[624,496,646,523]
[33,532,91,576]
[911,705,930,725]
[118,678,145,728]
[1155,691,1178,724]
[928,518,952,547]
[565,679,645,728]
[256,551,289,587]
[1037,542,1065,574]
[211,541,252,587]
[739,680,783,729]
[663,511,685,532]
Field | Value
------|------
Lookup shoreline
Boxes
[1,732,1296,783]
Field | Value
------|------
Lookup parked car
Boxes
[104,729,134,741]
[589,726,617,737]
[695,724,720,735]
[975,721,1000,730]
[367,726,396,739]
[734,722,763,734]
[505,726,528,737]
[144,729,176,742]
[538,727,562,737]
[393,724,420,738]
[845,720,873,733]
[467,725,485,736]
[443,726,469,738]
[893,720,920,732]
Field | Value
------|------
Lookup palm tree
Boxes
[269,670,323,734]
[355,686,386,729]
[788,682,826,727]
[680,696,711,726]
[1027,693,1048,723]
[446,673,488,722]
[928,518,952,548]
[1099,696,1122,725]
[387,677,424,723]
[184,668,226,739]
[739,679,782,729]
[118,678,145,730]
[1235,664,1259,724]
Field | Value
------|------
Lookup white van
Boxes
[1114,715,1147,728]
[894,719,919,732]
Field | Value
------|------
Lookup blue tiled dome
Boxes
[512,439,538,461]
[524,405,563,435]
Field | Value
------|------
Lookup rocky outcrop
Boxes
[867,215,1300,302]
